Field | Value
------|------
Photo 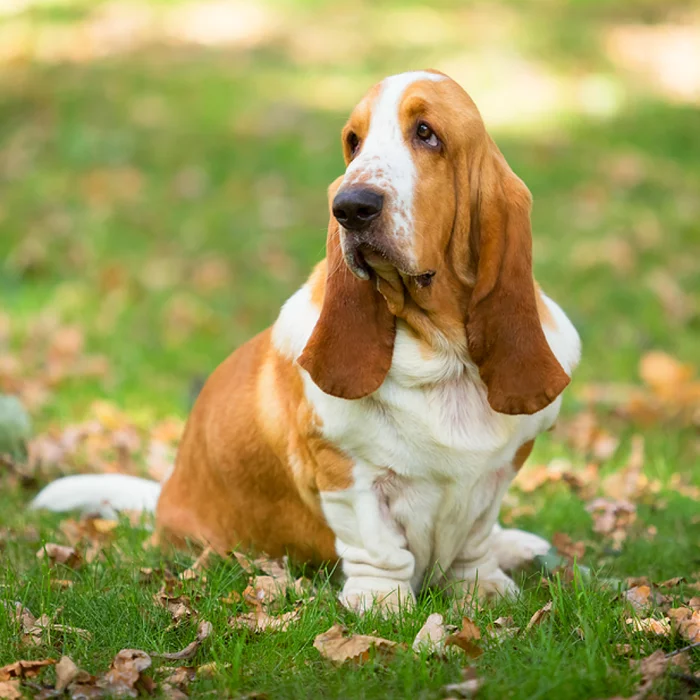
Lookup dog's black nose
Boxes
[332,188,384,231]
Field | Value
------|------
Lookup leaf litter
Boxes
[313,624,398,665]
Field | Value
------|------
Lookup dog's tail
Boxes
[30,474,161,516]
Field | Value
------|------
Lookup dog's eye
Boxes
[347,131,360,156]
[416,122,439,148]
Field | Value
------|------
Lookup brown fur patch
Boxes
[513,439,535,472]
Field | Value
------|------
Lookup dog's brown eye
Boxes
[347,132,360,156]
[416,122,439,148]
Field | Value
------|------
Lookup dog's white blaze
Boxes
[342,71,444,263]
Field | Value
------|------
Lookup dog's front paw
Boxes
[491,527,551,573]
[340,577,415,615]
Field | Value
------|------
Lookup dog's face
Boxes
[333,70,485,283]
[301,71,570,416]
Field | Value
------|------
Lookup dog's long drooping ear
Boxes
[298,179,396,400]
[466,143,570,415]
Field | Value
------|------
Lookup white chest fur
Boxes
[273,282,581,588]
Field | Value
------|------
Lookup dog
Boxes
[33,70,581,612]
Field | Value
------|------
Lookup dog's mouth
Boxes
[343,240,435,288]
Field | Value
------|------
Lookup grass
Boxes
[1,0,699,697]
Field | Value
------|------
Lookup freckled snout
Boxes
[332,187,384,232]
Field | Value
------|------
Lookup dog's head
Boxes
[299,71,569,415]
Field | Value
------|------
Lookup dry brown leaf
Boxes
[668,607,700,643]
[514,459,600,499]
[585,498,636,551]
[233,552,290,580]
[244,576,289,608]
[445,617,483,658]
[552,532,586,561]
[156,620,212,661]
[0,659,55,681]
[687,596,700,610]
[629,649,669,700]
[313,623,397,664]
[656,576,685,588]
[153,582,195,626]
[615,643,634,656]
[412,613,448,654]
[484,616,520,643]
[443,667,483,698]
[624,585,653,612]
[55,656,79,692]
[59,516,119,563]
[179,546,214,582]
[639,352,694,398]
[625,616,671,636]
[161,666,196,687]
[36,543,82,569]
[525,601,553,632]
[98,649,152,697]
[161,685,189,700]
[0,681,20,700]
[51,579,74,590]
[229,608,300,633]
[556,410,620,462]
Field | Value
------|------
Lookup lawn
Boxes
[1,0,699,698]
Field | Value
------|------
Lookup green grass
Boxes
[1,0,699,697]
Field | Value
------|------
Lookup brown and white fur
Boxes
[33,71,581,612]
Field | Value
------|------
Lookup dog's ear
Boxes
[466,144,570,415]
[298,179,396,400]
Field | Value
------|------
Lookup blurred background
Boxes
[0,0,699,486]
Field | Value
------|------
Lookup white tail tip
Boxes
[31,474,161,517]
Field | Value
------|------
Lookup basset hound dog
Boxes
[33,70,581,612]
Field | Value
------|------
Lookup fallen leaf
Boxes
[668,607,700,643]
[153,581,195,626]
[552,532,586,561]
[179,546,213,582]
[525,601,553,632]
[639,352,693,398]
[443,667,482,698]
[585,498,636,551]
[445,617,483,658]
[36,543,82,569]
[625,616,671,636]
[629,649,669,700]
[155,620,212,661]
[98,649,152,698]
[0,681,20,699]
[55,656,79,692]
[669,650,690,672]
[229,608,300,633]
[161,666,196,687]
[0,659,55,681]
[412,613,448,654]
[656,576,684,588]
[624,586,653,612]
[556,410,619,462]
[161,685,189,700]
[615,643,634,656]
[233,552,290,580]
[313,623,397,664]
[484,616,520,643]
[244,575,289,607]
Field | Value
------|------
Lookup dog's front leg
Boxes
[444,471,519,603]
[320,471,415,614]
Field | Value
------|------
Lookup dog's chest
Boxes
[306,337,549,579]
